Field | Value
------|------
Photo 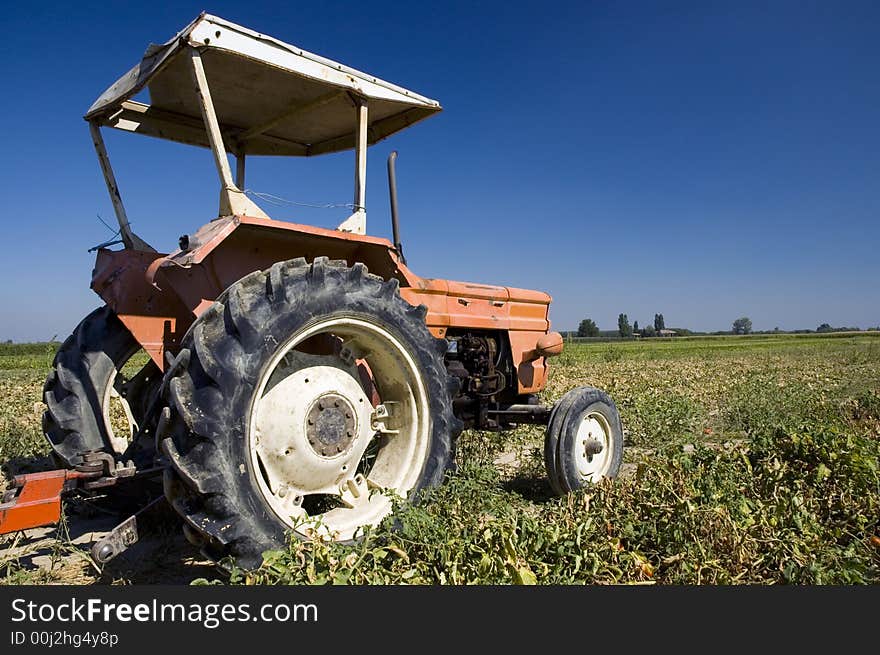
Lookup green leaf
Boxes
[514,565,537,585]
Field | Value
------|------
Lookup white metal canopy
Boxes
[85,13,442,157]
[85,13,441,244]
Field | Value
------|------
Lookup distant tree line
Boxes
[566,314,879,339]
[575,312,679,338]
[816,323,863,333]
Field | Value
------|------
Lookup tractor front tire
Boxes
[544,386,623,494]
[160,257,461,568]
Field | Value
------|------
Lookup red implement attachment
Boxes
[0,452,138,535]
[0,470,87,534]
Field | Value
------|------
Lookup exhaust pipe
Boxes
[387,151,406,265]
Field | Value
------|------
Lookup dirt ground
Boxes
[1,458,221,585]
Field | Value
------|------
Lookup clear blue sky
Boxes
[1,1,878,341]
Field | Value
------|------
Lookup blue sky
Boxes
[1,1,878,341]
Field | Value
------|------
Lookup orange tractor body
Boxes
[93,214,560,396]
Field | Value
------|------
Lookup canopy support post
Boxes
[235,153,246,189]
[336,97,368,234]
[188,47,268,219]
[88,122,155,252]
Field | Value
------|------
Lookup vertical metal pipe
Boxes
[235,153,246,189]
[387,151,405,264]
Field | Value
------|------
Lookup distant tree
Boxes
[618,313,632,338]
[642,325,656,337]
[654,313,665,331]
[816,323,834,333]
[633,320,639,333]
[577,318,599,338]
[732,317,752,335]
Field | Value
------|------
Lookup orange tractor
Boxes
[1,14,623,567]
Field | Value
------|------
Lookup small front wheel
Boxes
[544,386,623,495]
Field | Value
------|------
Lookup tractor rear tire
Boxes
[544,386,623,494]
[43,306,161,467]
[160,257,461,568]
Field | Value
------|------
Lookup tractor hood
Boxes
[84,13,442,156]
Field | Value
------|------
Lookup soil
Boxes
[1,469,222,585]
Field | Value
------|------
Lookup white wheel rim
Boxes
[574,411,613,482]
[247,316,431,542]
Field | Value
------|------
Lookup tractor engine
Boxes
[445,331,519,430]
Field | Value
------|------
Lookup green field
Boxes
[2,333,879,584]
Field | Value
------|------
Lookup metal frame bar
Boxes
[236,91,343,145]
[188,46,268,219]
[353,98,368,212]
[88,122,154,251]
[334,98,369,234]
[235,153,246,189]
[189,47,235,190]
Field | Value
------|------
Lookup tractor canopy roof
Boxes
[84,12,442,156]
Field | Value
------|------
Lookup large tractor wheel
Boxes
[160,257,461,568]
[544,386,623,495]
[43,306,161,467]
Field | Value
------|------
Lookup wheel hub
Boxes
[576,413,612,480]
[248,317,432,541]
[306,393,358,457]
[583,437,604,461]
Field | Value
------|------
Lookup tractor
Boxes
[0,13,623,568]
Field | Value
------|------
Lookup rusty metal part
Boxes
[91,515,139,564]
[0,470,86,534]
[487,404,553,425]
[305,393,358,458]
[90,495,166,564]
[0,450,146,535]
[91,247,189,370]
[78,450,136,489]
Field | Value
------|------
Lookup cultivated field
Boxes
[1,334,878,584]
